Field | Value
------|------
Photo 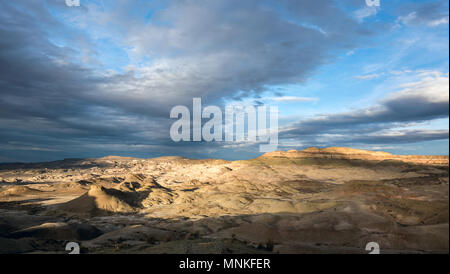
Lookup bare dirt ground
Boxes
[0,147,448,254]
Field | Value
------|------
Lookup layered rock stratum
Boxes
[264,147,449,166]
[0,147,448,254]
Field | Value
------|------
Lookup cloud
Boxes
[108,0,373,106]
[354,6,379,22]
[351,129,449,144]
[0,0,378,161]
[281,72,449,144]
[355,73,382,80]
[0,0,447,161]
[266,96,319,103]
[397,1,449,27]
[399,12,449,27]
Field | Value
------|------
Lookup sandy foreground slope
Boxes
[0,147,448,254]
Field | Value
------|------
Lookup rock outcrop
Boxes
[262,147,449,166]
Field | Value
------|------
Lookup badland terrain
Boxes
[0,147,448,254]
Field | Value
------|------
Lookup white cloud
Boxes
[389,71,449,104]
[397,5,449,27]
[355,73,382,80]
[353,6,379,22]
[427,16,450,26]
[266,96,319,103]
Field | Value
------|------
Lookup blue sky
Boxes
[0,0,448,162]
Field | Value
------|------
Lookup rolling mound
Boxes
[57,185,136,216]
[0,186,44,197]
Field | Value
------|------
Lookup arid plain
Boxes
[0,147,448,254]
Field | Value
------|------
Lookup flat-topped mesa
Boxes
[262,147,449,166]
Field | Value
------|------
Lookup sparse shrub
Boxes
[188,231,200,239]
[146,235,156,244]
[231,233,236,242]
[265,239,274,251]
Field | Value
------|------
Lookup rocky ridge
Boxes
[262,147,449,166]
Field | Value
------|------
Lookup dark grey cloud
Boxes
[0,1,170,143]
[281,73,449,145]
[0,0,378,162]
[0,0,447,162]
[283,96,448,136]
[92,0,375,108]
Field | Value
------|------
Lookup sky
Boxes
[0,0,448,162]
